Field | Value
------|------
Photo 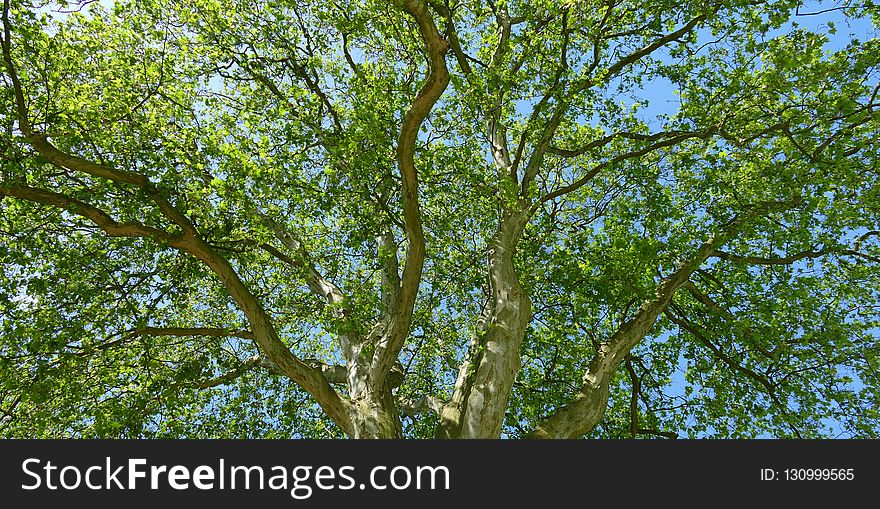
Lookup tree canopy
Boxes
[1,0,879,438]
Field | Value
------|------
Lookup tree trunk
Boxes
[342,339,403,438]
[441,210,532,438]
[349,396,401,439]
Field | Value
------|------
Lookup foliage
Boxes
[1,0,879,438]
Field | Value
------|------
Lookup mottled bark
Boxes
[348,385,403,439]
[439,210,532,438]
[524,197,799,439]
[341,0,450,438]
[525,238,720,438]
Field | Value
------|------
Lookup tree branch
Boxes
[2,5,196,237]
[624,357,677,438]
[711,247,831,265]
[665,306,777,396]
[682,280,733,318]
[513,8,716,202]
[1,0,30,134]
[132,326,254,340]
[665,305,803,438]
[547,129,709,158]
[712,245,880,266]
[526,238,720,438]
[526,199,798,438]
[192,354,346,389]
[370,0,450,389]
[397,394,444,418]
[536,129,715,208]
[516,9,571,190]
[572,8,714,95]
[1,10,354,434]
[258,215,348,307]
[377,225,402,318]
[0,184,176,241]
[196,355,275,389]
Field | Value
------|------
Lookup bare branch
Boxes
[196,355,275,389]
[713,245,880,266]
[193,355,345,389]
[547,129,708,158]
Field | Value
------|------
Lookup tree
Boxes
[0,0,878,439]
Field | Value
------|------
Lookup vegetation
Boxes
[1,0,878,438]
